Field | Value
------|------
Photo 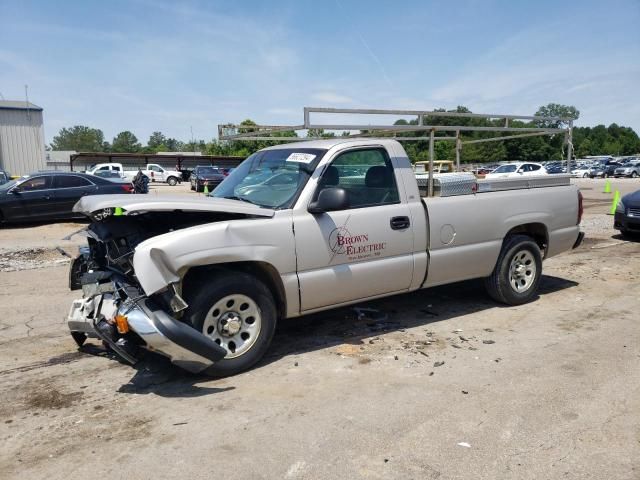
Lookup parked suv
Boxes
[614,161,640,178]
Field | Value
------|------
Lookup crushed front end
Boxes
[66,212,229,373]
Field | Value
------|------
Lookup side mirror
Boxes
[308,187,349,214]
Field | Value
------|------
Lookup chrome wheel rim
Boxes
[509,250,536,293]
[202,294,262,359]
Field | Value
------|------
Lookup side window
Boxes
[55,175,92,188]
[530,164,541,171]
[318,148,399,209]
[97,166,110,171]
[113,166,121,171]
[150,165,163,172]
[19,176,51,191]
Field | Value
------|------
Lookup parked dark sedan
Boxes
[190,165,226,192]
[0,172,133,224]
[614,189,640,237]
[590,162,622,178]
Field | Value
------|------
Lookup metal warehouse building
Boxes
[0,100,46,175]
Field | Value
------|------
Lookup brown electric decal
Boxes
[329,226,386,261]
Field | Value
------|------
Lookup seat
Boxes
[321,165,340,187]
[364,166,394,204]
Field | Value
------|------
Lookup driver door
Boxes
[293,147,414,312]
[5,176,54,220]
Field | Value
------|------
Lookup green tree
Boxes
[534,103,579,128]
[50,126,105,152]
[111,131,141,153]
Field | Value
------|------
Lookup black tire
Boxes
[183,272,277,377]
[632,171,638,178]
[484,234,543,305]
[190,183,195,191]
[167,176,178,186]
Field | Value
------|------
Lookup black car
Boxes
[0,172,133,224]
[590,162,622,178]
[190,165,226,192]
[614,189,640,237]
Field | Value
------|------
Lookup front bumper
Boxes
[67,293,227,373]
[614,211,640,233]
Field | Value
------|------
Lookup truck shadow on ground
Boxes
[262,274,578,367]
[109,274,577,396]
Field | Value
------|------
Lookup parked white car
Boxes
[571,166,593,178]
[484,162,547,179]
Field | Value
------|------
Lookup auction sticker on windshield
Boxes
[286,153,316,163]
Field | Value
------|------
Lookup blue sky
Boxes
[1,0,639,145]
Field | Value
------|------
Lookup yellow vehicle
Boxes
[414,160,455,174]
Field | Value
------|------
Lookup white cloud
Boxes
[311,92,354,105]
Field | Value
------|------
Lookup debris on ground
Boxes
[483,340,495,344]
[0,247,71,272]
[457,442,471,448]
[433,361,445,367]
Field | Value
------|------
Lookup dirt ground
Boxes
[0,178,638,479]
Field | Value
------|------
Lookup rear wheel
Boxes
[183,272,277,377]
[484,234,542,305]
[632,171,638,178]
[167,176,178,186]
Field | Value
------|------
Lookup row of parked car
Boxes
[474,157,640,179]
[568,157,640,178]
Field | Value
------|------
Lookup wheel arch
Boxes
[503,222,548,258]
[182,261,287,319]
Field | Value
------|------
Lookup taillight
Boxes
[577,190,583,225]
[121,184,133,193]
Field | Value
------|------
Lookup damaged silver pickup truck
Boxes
[67,139,584,376]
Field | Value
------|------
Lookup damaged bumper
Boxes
[67,285,227,373]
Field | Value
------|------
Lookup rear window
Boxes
[55,175,92,188]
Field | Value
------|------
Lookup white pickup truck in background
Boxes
[67,139,584,377]
[85,162,182,185]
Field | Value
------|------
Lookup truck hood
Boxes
[73,194,275,217]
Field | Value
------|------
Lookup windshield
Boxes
[211,148,327,209]
[493,164,517,173]
[196,166,220,175]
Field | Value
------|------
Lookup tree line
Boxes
[49,104,640,163]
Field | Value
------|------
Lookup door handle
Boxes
[390,216,410,230]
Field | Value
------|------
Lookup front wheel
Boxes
[183,272,277,377]
[167,176,178,186]
[583,173,589,178]
[632,171,638,178]
[484,235,543,305]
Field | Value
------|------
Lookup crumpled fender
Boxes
[132,214,295,296]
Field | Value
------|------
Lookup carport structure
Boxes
[218,107,574,196]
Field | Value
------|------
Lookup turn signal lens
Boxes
[114,314,129,334]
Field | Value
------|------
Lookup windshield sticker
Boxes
[286,152,316,164]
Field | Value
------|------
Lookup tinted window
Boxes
[318,148,399,209]
[55,175,92,188]
[19,176,51,191]
[97,166,110,171]
[530,164,541,171]
[149,165,163,172]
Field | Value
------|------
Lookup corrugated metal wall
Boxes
[0,109,46,175]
